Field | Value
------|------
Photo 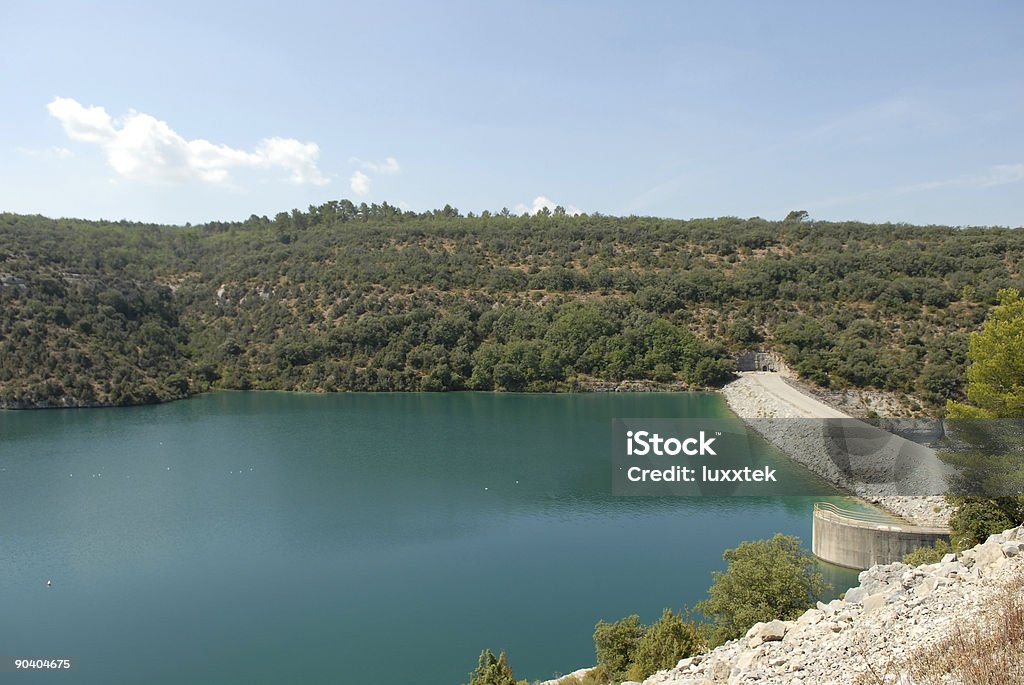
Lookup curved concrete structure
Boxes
[812,502,950,570]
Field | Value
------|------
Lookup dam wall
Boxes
[812,502,950,570]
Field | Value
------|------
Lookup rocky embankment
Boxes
[574,379,693,392]
[796,385,929,421]
[636,526,1024,685]
[720,373,951,527]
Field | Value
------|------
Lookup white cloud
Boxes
[886,163,1024,195]
[259,137,326,185]
[48,97,115,143]
[797,162,1024,214]
[344,156,400,198]
[350,170,371,196]
[980,164,1024,188]
[513,195,582,215]
[353,156,401,174]
[17,145,74,160]
[46,97,327,186]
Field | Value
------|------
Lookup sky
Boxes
[2,1,1022,226]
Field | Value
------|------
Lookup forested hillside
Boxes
[1,202,1020,408]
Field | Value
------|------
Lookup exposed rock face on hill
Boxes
[639,526,1024,685]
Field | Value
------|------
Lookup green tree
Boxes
[947,289,1024,418]
[944,289,1024,547]
[695,534,826,646]
[947,496,1024,549]
[465,650,527,685]
[627,609,703,681]
[592,614,644,684]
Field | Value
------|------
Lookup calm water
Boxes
[0,392,860,684]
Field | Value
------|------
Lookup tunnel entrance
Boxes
[736,350,782,372]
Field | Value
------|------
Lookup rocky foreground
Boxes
[632,526,1024,685]
[542,528,1024,685]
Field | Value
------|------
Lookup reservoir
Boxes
[0,392,859,684]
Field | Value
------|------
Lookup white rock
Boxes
[974,541,1006,572]
[760,620,787,641]
[862,592,891,614]
[796,608,825,625]
[914,577,940,597]
[844,586,868,604]
[705,659,730,681]
[734,648,761,671]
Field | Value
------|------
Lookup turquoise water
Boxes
[0,392,859,684]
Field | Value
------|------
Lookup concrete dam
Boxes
[812,502,950,570]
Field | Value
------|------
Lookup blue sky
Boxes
[2,1,1022,226]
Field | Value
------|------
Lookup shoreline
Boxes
[0,378,703,411]
[720,372,951,528]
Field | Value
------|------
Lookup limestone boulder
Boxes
[862,592,891,614]
[746,619,787,647]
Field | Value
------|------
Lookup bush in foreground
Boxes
[946,496,1024,549]
[465,650,527,685]
[627,608,703,681]
[592,614,644,684]
[696,533,827,647]
[902,538,953,566]
[588,609,703,684]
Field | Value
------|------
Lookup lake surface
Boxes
[0,392,860,684]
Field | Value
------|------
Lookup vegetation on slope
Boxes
[941,288,1024,548]
[2,204,1021,407]
[464,650,528,685]
[695,533,826,647]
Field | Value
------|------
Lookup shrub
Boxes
[592,614,644,684]
[627,609,702,681]
[902,538,953,566]
[465,650,527,685]
[696,534,827,646]
[946,496,1024,549]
